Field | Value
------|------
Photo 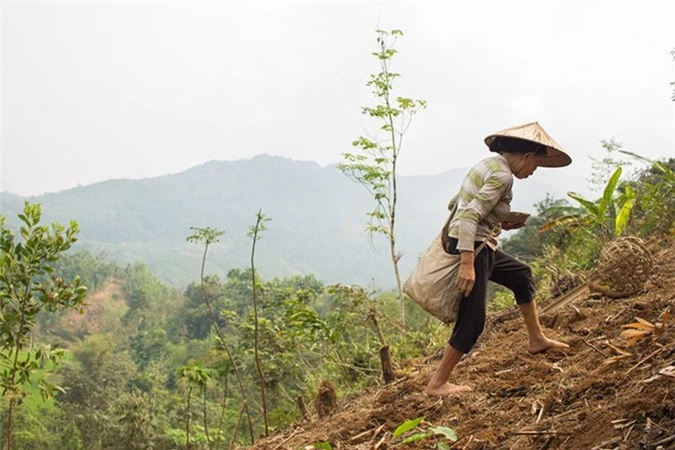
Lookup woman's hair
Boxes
[489,137,547,155]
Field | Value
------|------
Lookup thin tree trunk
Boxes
[216,374,228,444]
[380,39,404,325]
[202,384,212,450]
[250,210,269,436]
[6,397,15,450]
[198,243,255,445]
[390,235,404,324]
[6,315,26,450]
[185,386,193,450]
[230,401,247,450]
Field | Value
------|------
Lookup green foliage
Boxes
[488,287,514,313]
[309,442,333,450]
[541,167,634,239]
[501,194,572,262]
[393,416,424,437]
[428,425,458,441]
[532,141,650,286]
[181,275,231,340]
[548,145,674,241]
[401,432,430,444]
[180,362,217,448]
[247,211,271,242]
[0,202,88,449]
[547,145,673,242]
[338,29,426,323]
[617,150,675,236]
[180,362,216,387]
[50,250,118,292]
[0,246,452,448]
[122,262,180,332]
[503,146,674,304]
[58,336,138,448]
[393,416,458,446]
[0,406,61,450]
[187,224,257,446]
[0,206,454,447]
[187,226,225,247]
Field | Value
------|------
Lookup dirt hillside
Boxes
[62,278,128,337]
[250,241,675,450]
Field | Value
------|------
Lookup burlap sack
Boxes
[403,200,491,324]
[403,233,464,324]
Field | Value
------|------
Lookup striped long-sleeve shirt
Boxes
[447,155,513,252]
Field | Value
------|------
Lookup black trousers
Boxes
[444,238,535,354]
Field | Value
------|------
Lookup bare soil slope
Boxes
[250,243,675,450]
[61,278,128,337]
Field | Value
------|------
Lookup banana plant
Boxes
[539,167,635,237]
[618,149,675,185]
[617,149,674,235]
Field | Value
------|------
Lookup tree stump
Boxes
[314,380,338,419]
[380,345,395,384]
[369,309,396,384]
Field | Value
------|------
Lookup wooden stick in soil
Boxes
[373,433,387,450]
[296,395,312,422]
[349,424,384,444]
[623,423,635,443]
[369,308,395,384]
[552,406,583,421]
[625,346,667,376]
[590,436,621,450]
[538,436,554,450]
[350,427,375,442]
[272,428,305,450]
[511,431,572,436]
[583,339,609,358]
[650,434,675,448]
[447,434,471,449]
[461,435,475,449]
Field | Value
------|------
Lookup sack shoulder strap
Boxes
[440,202,458,249]
[440,199,499,258]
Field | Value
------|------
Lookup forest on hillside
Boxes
[1,144,673,449]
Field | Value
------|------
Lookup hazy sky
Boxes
[1,1,674,196]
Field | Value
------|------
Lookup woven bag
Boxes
[403,205,489,324]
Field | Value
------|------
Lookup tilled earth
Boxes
[249,243,675,450]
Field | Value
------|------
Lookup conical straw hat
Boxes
[484,122,572,168]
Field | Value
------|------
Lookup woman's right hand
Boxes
[456,252,475,296]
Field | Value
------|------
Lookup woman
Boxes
[427,122,571,397]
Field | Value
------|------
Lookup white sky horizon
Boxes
[1,1,674,197]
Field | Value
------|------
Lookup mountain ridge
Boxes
[0,154,563,287]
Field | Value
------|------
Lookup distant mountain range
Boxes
[0,154,564,288]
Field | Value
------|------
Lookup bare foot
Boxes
[426,382,473,397]
[528,336,570,354]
